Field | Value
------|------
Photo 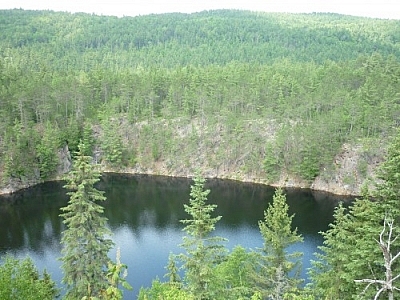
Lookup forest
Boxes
[0,8,400,299]
[0,9,399,193]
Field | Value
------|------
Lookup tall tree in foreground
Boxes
[308,193,384,299]
[179,172,227,300]
[252,188,303,299]
[60,142,114,299]
[309,131,400,299]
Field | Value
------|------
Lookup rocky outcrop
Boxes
[0,145,73,195]
[311,143,383,195]
[0,121,385,197]
[112,142,383,196]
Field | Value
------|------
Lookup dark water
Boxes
[0,174,353,298]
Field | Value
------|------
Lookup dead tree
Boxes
[354,218,400,300]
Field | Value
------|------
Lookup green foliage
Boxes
[211,246,257,299]
[309,132,400,299]
[36,122,60,180]
[375,129,400,214]
[60,142,114,299]
[164,253,181,285]
[0,256,58,300]
[1,10,399,70]
[81,122,95,157]
[309,194,395,299]
[178,172,227,299]
[102,248,132,300]
[3,120,40,181]
[252,188,303,299]
[138,279,194,300]
[62,119,85,157]
[99,118,124,167]
[263,141,281,182]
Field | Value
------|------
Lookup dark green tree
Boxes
[309,131,400,300]
[375,130,400,215]
[178,172,227,300]
[36,121,60,180]
[252,188,303,299]
[60,142,114,299]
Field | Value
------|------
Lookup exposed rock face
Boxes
[311,143,382,195]
[0,145,73,195]
[57,145,72,177]
[114,142,382,196]
[0,136,383,196]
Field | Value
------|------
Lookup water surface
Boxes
[0,174,352,297]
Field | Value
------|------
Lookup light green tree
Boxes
[178,172,227,300]
[100,248,132,300]
[211,245,257,299]
[60,142,114,299]
[0,256,58,300]
[252,188,303,299]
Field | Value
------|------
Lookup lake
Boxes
[0,173,352,298]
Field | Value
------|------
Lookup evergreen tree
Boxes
[60,142,114,299]
[375,129,400,216]
[309,132,400,299]
[309,195,399,299]
[251,188,303,299]
[165,253,181,285]
[178,172,227,300]
[36,121,60,180]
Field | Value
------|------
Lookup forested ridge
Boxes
[0,9,400,194]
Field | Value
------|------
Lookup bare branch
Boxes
[355,217,400,300]
[389,273,400,285]
[374,287,386,300]
[354,279,385,285]
[391,251,400,265]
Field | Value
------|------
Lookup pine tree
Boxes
[252,188,303,299]
[179,172,227,300]
[60,142,114,299]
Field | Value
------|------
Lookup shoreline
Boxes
[0,168,363,198]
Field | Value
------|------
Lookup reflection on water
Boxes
[0,174,353,297]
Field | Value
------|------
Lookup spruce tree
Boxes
[60,142,114,299]
[309,191,392,299]
[252,188,303,299]
[309,131,400,299]
[375,130,400,216]
[179,172,227,300]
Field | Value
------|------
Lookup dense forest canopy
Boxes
[1,9,400,68]
[0,8,399,191]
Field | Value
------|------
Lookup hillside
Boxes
[0,9,399,195]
